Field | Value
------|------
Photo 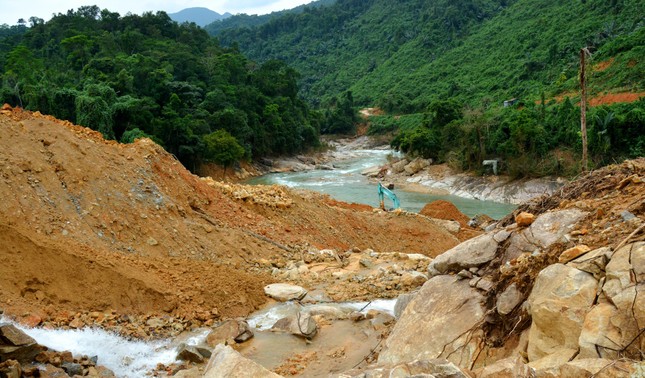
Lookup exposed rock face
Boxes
[378,275,485,366]
[263,283,307,301]
[526,264,597,361]
[204,344,282,378]
[428,233,498,276]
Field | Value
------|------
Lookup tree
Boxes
[203,129,245,178]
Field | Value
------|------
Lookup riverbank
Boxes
[366,158,567,205]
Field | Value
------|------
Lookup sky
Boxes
[0,0,317,26]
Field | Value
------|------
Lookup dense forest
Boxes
[0,7,323,172]
[1,0,643,177]
[214,0,644,175]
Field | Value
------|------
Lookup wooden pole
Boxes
[580,48,589,172]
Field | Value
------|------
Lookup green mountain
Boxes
[213,0,644,112]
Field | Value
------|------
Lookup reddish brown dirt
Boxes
[593,58,614,72]
[0,105,460,328]
[419,200,471,227]
[588,92,645,106]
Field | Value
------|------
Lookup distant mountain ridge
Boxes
[205,0,336,36]
[169,7,231,27]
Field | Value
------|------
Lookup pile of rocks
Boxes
[202,178,293,208]
[344,206,644,377]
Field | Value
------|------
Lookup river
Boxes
[245,149,516,219]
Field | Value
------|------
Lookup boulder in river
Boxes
[204,344,282,378]
[206,319,254,347]
[271,312,318,339]
[263,283,307,301]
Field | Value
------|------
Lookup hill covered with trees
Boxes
[0,7,321,172]
[214,0,644,175]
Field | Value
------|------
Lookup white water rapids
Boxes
[0,315,209,377]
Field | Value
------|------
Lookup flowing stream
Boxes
[246,149,516,219]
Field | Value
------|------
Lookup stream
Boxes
[246,149,516,219]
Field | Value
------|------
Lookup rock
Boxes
[0,324,42,363]
[558,244,591,263]
[496,283,523,315]
[515,212,536,227]
[400,271,427,287]
[305,305,348,320]
[599,242,644,355]
[620,210,636,221]
[404,158,430,175]
[505,209,588,263]
[391,159,409,174]
[173,367,203,378]
[338,358,470,378]
[146,237,159,246]
[493,229,512,243]
[204,344,282,378]
[206,320,253,347]
[468,213,494,229]
[473,277,494,292]
[271,312,317,339]
[61,362,83,376]
[526,264,597,361]
[349,312,365,322]
[359,258,373,268]
[578,302,638,359]
[478,356,535,378]
[378,275,485,367]
[527,348,578,371]
[538,358,635,378]
[524,209,587,249]
[566,246,611,279]
[428,233,498,276]
[263,283,307,301]
[35,364,68,378]
[394,292,416,319]
[0,324,37,346]
[0,360,21,378]
[430,218,461,234]
[177,343,205,363]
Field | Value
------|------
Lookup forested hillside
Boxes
[215,0,644,176]
[0,7,321,172]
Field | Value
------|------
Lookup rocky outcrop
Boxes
[378,275,485,367]
[204,344,282,378]
[526,264,597,360]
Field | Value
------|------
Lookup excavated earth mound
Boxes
[0,105,459,333]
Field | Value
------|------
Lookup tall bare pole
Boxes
[580,48,589,172]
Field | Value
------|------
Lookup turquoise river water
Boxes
[245,149,516,219]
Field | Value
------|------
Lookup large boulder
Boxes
[505,209,587,262]
[206,320,254,347]
[390,159,409,174]
[428,233,498,276]
[271,312,318,339]
[204,344,282,378]
[577,303,638,359]
[403,158,430,175]
[526,264,597,361]
[378,275,485,367]
[263,283,307,302]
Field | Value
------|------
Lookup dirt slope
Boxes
[0,105,458,325]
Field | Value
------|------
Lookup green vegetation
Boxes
[0,7,322,172]
[214,0,643,176]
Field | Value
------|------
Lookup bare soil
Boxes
[0,105,459,333]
